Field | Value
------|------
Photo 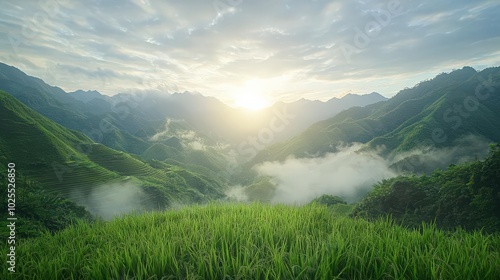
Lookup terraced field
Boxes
[88,143,155,176]
[36,160,121,195]
[0,90,226,218]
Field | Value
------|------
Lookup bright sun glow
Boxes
[234,80,271,111]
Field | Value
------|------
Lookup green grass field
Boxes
[4,203,500,279]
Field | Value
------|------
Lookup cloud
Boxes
[389,134,492,174]
[187,140,208,151]
[70,181,150,220]
[225,185,249,202]
[149,118,210,151]
[253,136,492,205]
[0,0,499,103]
[256,144,397,204]
[56,64,121,80]
[149,118,174,142]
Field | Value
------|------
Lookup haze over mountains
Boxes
[0,62,386,148]
[0,62,385,217]
[2,1,500,277]
[253,67,500,163]
[1,62,499,217]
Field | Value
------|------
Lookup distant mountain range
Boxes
[252,66,500,172]
[66,80,387,146]
[258,92,387,144]
[0,62,386,152]
[0,61,388,214]
[2,61,499,214]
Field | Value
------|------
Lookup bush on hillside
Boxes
[311,194,347,207]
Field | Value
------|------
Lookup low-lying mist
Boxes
[243,137,492,205]
[256,144,397,204]
[389,135,492,174]
[71,182,151,220]
[225,185,249,202]
[70,137,492,216]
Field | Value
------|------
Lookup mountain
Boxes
[252,66,500,170]
[104,90,386,146]
[0,62,386,177]
[0,63,151,154]
[0,90,225,218]
[263,92,387,144]
[0,63,386,147]
[67,89,113,115]
[68,89,112,103]
[0,63,90,126]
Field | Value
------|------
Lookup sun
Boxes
[235,94,269,111]
[234,80,271,111]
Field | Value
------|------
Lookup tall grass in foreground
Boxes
[3,203,500,279]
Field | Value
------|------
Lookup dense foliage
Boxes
[310,194,347,206]
[352,144,500,232]
[0,176,93,239]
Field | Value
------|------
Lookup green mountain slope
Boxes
[0,63,150,154]
[0,62,388,181]
[0,90,225,218]
[0,89,117,188]
[0,63,246,177]
[253,67,500,165]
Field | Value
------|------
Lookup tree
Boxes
[311,194,347,206]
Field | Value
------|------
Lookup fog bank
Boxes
[71,181,149,220]
[256,144,396,204]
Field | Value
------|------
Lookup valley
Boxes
[1,1,500,277]
[1,64,500,277]
[1,62,500,279]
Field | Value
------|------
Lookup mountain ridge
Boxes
[250,66,500,169]
[0,62,386,150]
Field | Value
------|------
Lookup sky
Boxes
[1,0,499,107]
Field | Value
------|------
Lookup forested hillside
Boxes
[353,143,500,232]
